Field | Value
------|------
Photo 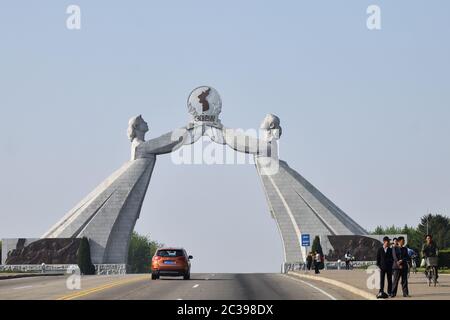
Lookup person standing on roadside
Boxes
[376,236,393,299]
[314,251,321,274]
[392,237,399,249]
[392,236,411,298]
[344,251,352,270]
[306,252,313,271]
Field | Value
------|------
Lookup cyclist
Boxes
[422,234,439,283]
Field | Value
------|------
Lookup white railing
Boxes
[0,264,127,275]
[0,264,70,274]
[283,261,377,273]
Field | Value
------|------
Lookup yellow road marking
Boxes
[57,275,149,300]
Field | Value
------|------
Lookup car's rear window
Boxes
[157,250,184,257]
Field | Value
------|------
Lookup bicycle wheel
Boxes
[429,268,435,287]
[433,267,437,287]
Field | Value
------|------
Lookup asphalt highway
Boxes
[0,273,362,300]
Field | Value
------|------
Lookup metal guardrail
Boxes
[0,264,70,274]
[282,261,377,273]
[0,264,127,275]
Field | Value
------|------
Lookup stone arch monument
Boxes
[43,86,367,266]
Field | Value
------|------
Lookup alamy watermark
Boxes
[66,5,81,30]
[366,265,381,290]
[169,127,281,176]
[367,5,381,30]
[66,265,81,290]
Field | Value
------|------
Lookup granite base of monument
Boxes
[1,238,127,275]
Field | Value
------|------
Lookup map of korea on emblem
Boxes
[187,86,222,125]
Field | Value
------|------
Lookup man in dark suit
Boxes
[376,236,393,298]
[392,236,411,297]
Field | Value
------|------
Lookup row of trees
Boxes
[371,214,450,253]
[76,232,161,275]
[127,232,161,273]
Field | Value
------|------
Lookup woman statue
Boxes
[43,115,191,265]
[127,115,149,160]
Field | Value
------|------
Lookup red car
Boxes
[151,247,193,280]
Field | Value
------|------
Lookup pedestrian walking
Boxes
[376,236,393,299]
[344,251,352,270]
[306,252,313,271]
[314,251,321,274]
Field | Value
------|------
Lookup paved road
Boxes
[0,273,362,300]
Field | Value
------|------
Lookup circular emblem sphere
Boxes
[187,86,222,122]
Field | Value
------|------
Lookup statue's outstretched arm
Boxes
[137,128,188,156]
[222,128,271,156]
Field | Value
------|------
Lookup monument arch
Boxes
[42,86,368,268]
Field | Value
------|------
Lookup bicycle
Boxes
[408,256,417,278]
[425,257,438,287]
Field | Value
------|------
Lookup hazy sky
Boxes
[1,1,449,273]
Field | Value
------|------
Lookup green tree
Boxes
[383,225,403,234]
[371,224,422,252]
[311,235,324,269]
[401,225,422,252]
[77,237,96,275]
[127,232,161,274]
[311,236,322,255]
[372,226,385,235]
[417,214,450,249]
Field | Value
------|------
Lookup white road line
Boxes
[193,284,200,289]
[177,298,183,300]
[13,285,33,290]
[283,275,337,300]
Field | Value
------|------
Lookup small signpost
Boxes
[301,234,310,247]
[301,234,310,272]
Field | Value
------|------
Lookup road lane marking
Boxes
[56,275,149,300]
[193,284,199,288]
[282,274,337,300]
[13,285,33,290]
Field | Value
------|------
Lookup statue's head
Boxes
[127,115,149,142]
[260,114,282,140]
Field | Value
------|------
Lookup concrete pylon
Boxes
[43,113,188,265]
[43,158,156,264]
[255,158,367,263]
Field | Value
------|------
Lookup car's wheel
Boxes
[183,272,190,280]
[151,272,159,280]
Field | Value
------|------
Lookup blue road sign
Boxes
[301,234,310,247]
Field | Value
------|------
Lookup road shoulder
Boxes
[287,271,375,300]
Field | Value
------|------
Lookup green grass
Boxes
[415,267,450,274]
[0,271,28,274]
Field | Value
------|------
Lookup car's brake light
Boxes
[152,256,161,261]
